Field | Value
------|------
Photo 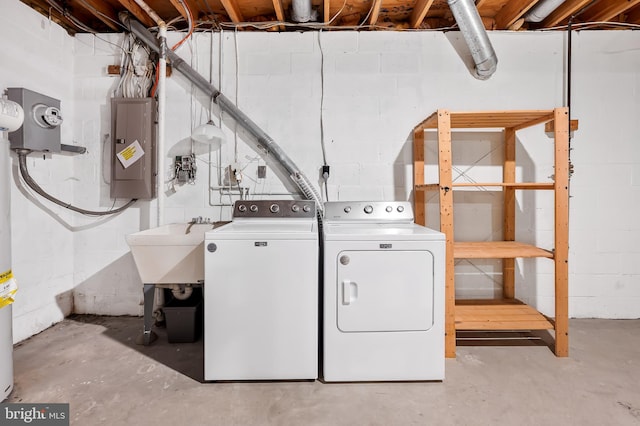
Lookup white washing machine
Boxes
[204,200,318,381]
[322,201,445,382]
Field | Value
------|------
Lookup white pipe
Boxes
[171,285,193,300]
[133,0,164,25]
[448,0,498,80]
[157,24,167,226]
[524,0,566,22]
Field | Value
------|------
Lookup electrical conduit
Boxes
[119,13,324,213]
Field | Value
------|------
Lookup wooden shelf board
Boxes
[451,182,555,190]
[415,183,440,191]
[455,299,555,331]
[454,241,554,259]
[420,110,555,130]
[416,183,555,191]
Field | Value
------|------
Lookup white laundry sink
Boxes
[126,222,227,284]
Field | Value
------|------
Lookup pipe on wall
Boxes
[448,0,498,80]
[119,13,323,212]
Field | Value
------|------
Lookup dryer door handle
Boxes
[342,280,357,305]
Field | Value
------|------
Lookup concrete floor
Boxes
[6,316,640,425]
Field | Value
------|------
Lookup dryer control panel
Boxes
[233,200,316,219]
[324,201,414,222]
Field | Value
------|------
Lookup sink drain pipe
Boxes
[119,13,323,213]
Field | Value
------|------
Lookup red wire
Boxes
[171,0,194,51]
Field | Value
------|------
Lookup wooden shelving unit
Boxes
[412,108,573,358]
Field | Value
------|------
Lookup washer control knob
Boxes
[397,206,405,213]
[344,206,351,213]
[303,205,311,213]
[291,205,300,213]
[364,205,373,214]
[386,206,393,213]
[238,205,247,212]
[250,204,258,212]
[270,204,280,213]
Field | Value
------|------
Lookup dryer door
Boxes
[336,250,434,332]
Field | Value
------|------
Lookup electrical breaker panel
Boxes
[110,98,156,199]
[7,88,62,153]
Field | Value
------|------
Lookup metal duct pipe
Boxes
[524,0,566,22]
[291,0,317,23]
[448,0,498,80]
[119,13,323,211]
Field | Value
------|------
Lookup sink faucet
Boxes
[186,216,211,234]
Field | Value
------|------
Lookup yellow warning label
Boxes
[120,145,136,161]
[0,269,17,308]
[0,269,12,284]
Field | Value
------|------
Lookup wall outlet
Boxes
[258,165,267,178]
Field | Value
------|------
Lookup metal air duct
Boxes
[524,0,566,22]
[448,0,498,80]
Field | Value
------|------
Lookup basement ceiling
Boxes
[20,0,640,35]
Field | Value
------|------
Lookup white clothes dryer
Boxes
[322,201,445,382]
[204,200,318,381]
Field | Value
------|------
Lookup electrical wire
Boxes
[171,0,195,51]
[16,150,137,216]
[318,30,330,202]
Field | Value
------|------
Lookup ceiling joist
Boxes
[77,0,121,31]
[220,0,245,22]
[581,0,640,22]
[368,0,384,25]
[409,0,435,29]
[540,0,594,27]
[117,0,158,27]
[495,0,540,29]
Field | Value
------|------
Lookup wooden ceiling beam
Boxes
[272,0,285,30]
[324,0,331,23]
[581,0,640,22]
[220,0,245,22]
[624,4,640,23]
[368,0,384,25]
[77,0,120,31]
[540,0,593,27]
[409,0,435,29]
[169,0,190,21]
[495,0,540,29]
[116,0,157,27]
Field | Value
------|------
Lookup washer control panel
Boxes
[324,201,414,222]
[233,200,316,218]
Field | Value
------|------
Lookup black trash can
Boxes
[163,289,202,343]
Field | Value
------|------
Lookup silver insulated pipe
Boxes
[448,0,498,80]
[119,13,323,212]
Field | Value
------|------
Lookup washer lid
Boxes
[323,223,444,241]
[205,220,318,240]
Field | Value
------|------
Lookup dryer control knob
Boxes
[364,205,373,214]
[291,205,300,213]
[303,205,311,213]
[270,204,280,213]
[386,206,393,212]
[250,204,258,212]
[397,206,405,213]
[344,206,351,213]
[238,205,247,212]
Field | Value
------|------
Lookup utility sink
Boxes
[126,222,227,284]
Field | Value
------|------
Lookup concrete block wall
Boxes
[3,0,640,341]
[1,1,76,342]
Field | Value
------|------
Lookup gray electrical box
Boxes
[7,88,62,153]
[110,98,156,199]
